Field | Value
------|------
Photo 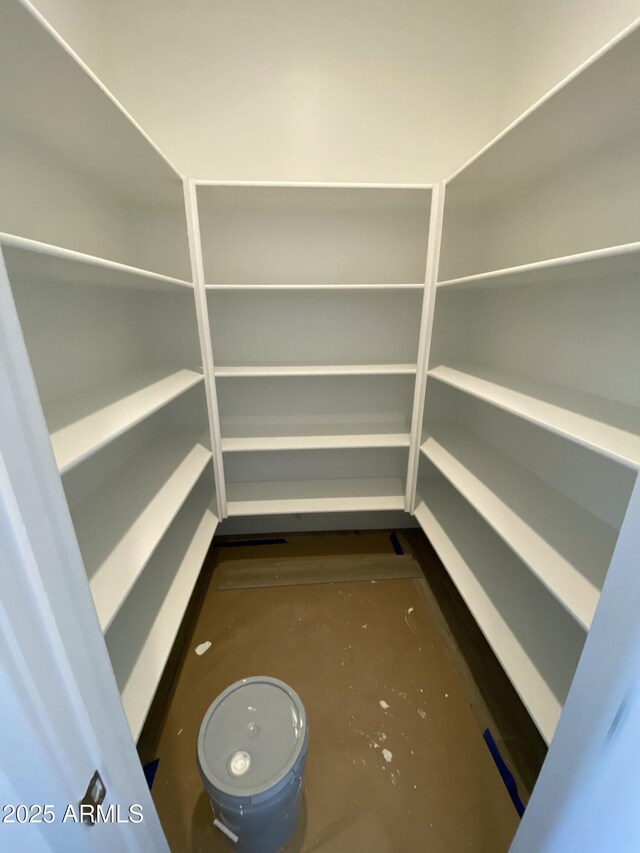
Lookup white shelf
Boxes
[226,478,405,516]
[446,23,640,196]
[216,364,417,378]
[428,364,640,469]
[207,283,423,291]
[438,25,640,281]
[46,368,204,473]
[414,478,586,743]
[0,0,180,203]
[197,184,431,286]
[437,242,640,292]
[421,425,617,629]
[195,181,434,189]
[71,431,212,632]
[107,487,218,741]
[222,425,410,452]
[0,3,190,278]
[0,234,193,293]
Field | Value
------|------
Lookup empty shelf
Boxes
[226,478,405,516]
[71,431,212,632]
[446,25,640,203]
[421,424,617,629]
[437,241,640,292]
[207,283,424,291]
[46,368,204,473]
[428,364,640,469]
[222,427,410,452]
[107,487,218,740]
[216,364,417,378]
[0,234,193,292]
[196,184,432,285]
[414,478,586,743]
[0,1,181,209]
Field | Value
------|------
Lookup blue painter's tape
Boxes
[389,532,404,555]
[483,729,525,817]
[143,758,159,790]
[215,538,288,549]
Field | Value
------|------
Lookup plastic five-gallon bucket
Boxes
[197,676,308,853]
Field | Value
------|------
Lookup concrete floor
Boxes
[147,531,519,852]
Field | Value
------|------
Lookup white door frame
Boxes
[0,249,169,852]
[512,472,640,851]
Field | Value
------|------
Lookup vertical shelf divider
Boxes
[405,181,446,512]
[184,179,227,519]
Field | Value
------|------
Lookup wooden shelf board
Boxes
[108,489,218,741]
[47,368,204,473]
[421,424,617,629]
[70,431,212,632]
[437,242,640,292]
[428,363,640,469]
[216,364,417,378]
[226,477,405,516]
[0,233,193,292]
[414,480,586,744]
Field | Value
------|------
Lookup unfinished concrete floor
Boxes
[146,531,520,852]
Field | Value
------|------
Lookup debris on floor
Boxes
[145,531,520,852]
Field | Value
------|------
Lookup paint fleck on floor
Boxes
[148,533,519,852]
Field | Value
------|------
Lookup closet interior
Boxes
[1,0,638,759]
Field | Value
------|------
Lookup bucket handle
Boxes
[209,800,239,845]
[213,817,239,845]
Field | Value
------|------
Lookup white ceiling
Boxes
[29,0,640,181]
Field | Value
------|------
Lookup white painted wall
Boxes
[25,0,110,75]
[26,0,640,180]
[495,0,640,128]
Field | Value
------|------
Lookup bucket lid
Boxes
[197,676,307,800]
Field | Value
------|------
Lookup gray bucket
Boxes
[197,676,308,853]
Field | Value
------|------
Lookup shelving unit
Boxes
[428,364,640,469]
[439,24,640,280]
[0,233,193,293]
[216,372,415,461]
[4,228,216,738]
[0,0,190,279]
[410,20,640,747]
[196,184,432,285]
[208,289,422,368]
[437,241,640,293]
[46,369,205,473]
[105,479,218,740]
[227,478,405,516]
[223,445,407,517]
[70,430,212,631]
[192,182,432,521]
[414,473,586,744]
[0,0,218,745]
[421,424,617,629]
